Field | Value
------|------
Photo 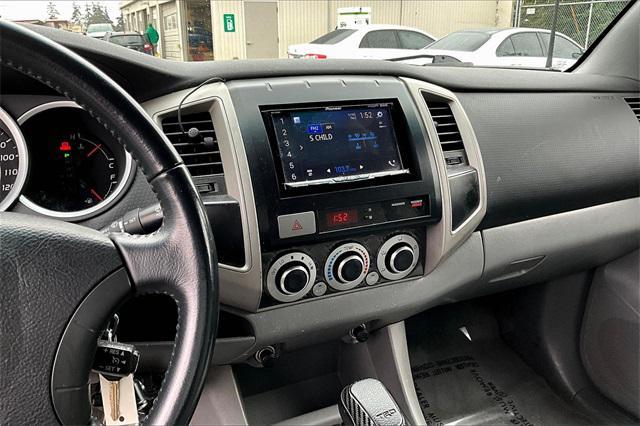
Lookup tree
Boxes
[84,2,113,26]
[114,15,125,32]
[71,2,82,26]
[83,2,91,27]
[46,1,59,20]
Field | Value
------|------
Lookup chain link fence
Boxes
[514,0,629,49]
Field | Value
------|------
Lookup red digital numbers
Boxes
[327,210,358,227]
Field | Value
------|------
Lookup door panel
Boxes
[244,1,279,59]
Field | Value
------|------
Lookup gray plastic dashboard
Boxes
[139,76,638,359]
[1,50,638,357]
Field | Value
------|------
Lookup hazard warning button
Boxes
[277,211,316,239]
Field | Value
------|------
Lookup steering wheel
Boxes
[0,21,218,424]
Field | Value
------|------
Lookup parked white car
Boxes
[287,25,436,60]
[406,28,583,70]
[85,23,114,40]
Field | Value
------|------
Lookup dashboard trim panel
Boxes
[402,78,487,272]
[143,84,264,312]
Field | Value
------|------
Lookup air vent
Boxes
[161,111,223,192]
[624,97,640,121]
[424,99,467,168]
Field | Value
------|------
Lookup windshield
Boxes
[311,29,357,44]
[87,23,112,33]
[108,35,144,46]
[0,0,629,71]
[426,32,492,52]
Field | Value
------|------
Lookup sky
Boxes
[0,1,121,21]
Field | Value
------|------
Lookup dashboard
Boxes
[0,30,638,362]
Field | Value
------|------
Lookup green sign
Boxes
[223,14,235,32]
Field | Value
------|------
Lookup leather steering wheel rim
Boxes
[0,21,218,424]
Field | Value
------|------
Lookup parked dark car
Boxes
[188,26,213,50]
[104,31,153,55]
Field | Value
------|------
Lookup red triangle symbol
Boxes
[291,220,303,231]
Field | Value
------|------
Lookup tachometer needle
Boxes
[86,144,102,158]
[90,188,104,201]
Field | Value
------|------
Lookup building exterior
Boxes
[121,0,514,61]
[13,19,76,32]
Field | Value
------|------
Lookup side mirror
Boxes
[572,52,583,59]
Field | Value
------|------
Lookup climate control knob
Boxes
[325,243,370,291]
[377,235,420,281]
[336,254,365,283]
[267,252,316,303]
[388,244,415,274]
[278,264,310,295]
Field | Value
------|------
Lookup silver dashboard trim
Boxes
[0,107,29,212]
[385,322,428,426]
[16,100,134,221]
[142,84,263,311]
[401,78,487,273]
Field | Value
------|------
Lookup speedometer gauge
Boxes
[18,101,133,221]
[0,107,28,211]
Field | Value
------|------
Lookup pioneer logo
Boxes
[375,408,397,419]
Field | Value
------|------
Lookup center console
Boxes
[228,76,442,308]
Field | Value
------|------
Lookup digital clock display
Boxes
[267,102,407,188]
[326,209,359,228]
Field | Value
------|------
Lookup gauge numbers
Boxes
[0,108,28,211]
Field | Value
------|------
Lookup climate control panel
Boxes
[262,229,425,307]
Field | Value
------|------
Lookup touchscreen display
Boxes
[268,102,407,187]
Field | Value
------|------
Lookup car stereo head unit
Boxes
[265,101,410,188]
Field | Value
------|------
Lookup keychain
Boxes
[92,315,140,425]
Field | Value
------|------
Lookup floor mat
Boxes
[407,304,595,426]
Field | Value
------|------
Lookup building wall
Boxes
[161,1,183,60]
[274,0,514,59]
[123,0,515,61]
[400,1,511,37]
[277,1,330,58]
[211,0,247,60]
[121,0,174,58]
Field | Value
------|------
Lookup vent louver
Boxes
[161,112,223,190]
[624,97,640,121]
[424,99,467,168]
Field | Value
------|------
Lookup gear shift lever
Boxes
[339,378,409,426]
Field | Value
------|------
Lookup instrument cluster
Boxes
[0,101,133,220]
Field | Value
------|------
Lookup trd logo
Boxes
[375,408,397,419]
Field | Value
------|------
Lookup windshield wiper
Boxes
[545,0,561,68]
